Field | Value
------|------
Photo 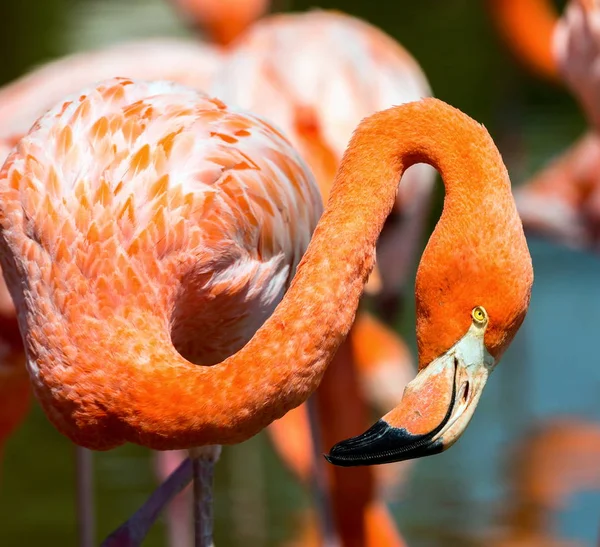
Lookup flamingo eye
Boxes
[471,306,487,325]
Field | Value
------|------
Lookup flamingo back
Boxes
[211,10,435,207]
[0,79,322,416]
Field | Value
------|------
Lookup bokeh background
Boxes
[3,0,600,545]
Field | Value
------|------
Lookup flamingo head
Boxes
[327,173,533,466]
[170,0,270,45]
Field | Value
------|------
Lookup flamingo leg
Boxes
[155,450,193,547]
[306,396,339,547]
[76,446,95,547]
[101,457,193,546]
[190,445,221,547]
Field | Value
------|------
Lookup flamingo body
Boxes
[0,78,321,451]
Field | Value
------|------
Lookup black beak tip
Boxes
[324,419,444,467]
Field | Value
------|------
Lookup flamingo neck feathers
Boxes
[488,0,559,82]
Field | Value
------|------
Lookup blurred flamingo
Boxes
[0,39,221,139]
[169,0,270,46]
[0,71,532,547]
[489,0,600,251]
[210,10,434,543]
[491,419,600,547]
[212,10,436,314]
[487,0,561,83]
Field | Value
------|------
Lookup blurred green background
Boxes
[4,1,600,546]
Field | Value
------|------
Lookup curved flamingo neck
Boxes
[32,99,519,451]
[488,0,559,82]
[332,99,525,367]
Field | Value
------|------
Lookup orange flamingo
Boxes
[210,11,434,543]
[0,77,533,546]
[488,0,600,251]
[491,419,600,547]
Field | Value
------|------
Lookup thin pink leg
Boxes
[155,450,193,547]
[101,457,193,547]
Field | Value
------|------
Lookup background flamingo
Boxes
[0,137,30,466]
[489,0,600,252]
[491,419,600,547]
[209,10,434,543]
[487,0,561,83]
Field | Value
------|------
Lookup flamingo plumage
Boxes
[0,78,321,545]
[0,69,532,546]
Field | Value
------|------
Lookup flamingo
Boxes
[0,72,533,546]
[0,38,222,139]
[210,11,435,543]
[488,0,600,251]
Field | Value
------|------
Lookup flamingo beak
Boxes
[325,317,495,466]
